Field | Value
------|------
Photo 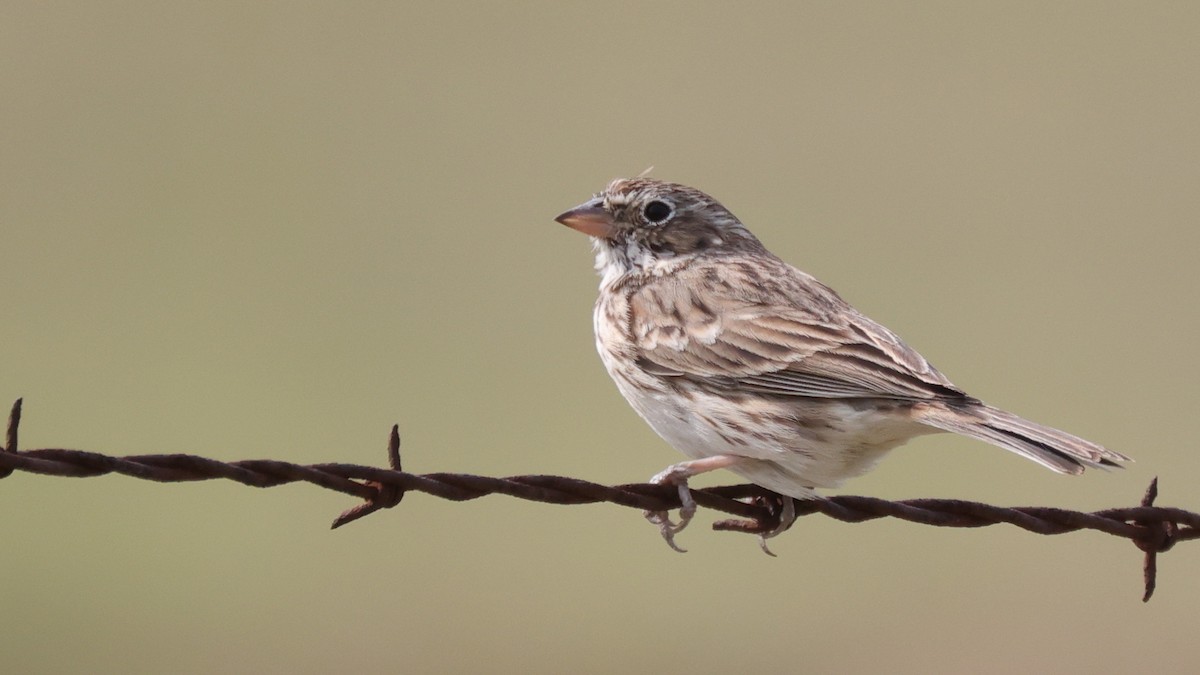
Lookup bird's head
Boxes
[555,178,764,276]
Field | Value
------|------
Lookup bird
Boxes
[555,176,1129,552]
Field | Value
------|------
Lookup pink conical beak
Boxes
[555,200,616,239]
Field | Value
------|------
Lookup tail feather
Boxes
[914,403,1131,475]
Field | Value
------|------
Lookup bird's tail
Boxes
[913,402,1130,474]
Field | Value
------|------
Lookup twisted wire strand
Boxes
[2,399,1192,601]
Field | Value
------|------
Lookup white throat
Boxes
[593,237,691,290]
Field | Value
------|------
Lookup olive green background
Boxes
[3,2,1198,673]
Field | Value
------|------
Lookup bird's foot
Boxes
[643,455,742,552]
[644,466,699,553]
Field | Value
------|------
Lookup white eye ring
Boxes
[642,200,674,224]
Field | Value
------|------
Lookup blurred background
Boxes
[3,2,1198,673]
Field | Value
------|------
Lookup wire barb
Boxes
[1134,477,1176,602]
[1,398,21,478]
[331,425,405,529]
[1,398,1195,601]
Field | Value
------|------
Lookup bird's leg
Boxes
[644,455,743,553]
[757,495,797,557]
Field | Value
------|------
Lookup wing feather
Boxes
[628,264,967,402]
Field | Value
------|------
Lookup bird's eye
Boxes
[642,200,673,224]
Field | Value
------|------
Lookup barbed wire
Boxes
[2,398,1194,602]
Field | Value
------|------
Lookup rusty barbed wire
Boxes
[2,398,1195,601]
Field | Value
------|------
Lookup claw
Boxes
[756,497,796,557]
[644,509,688,553]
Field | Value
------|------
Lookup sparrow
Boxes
[556,177,1129,552]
